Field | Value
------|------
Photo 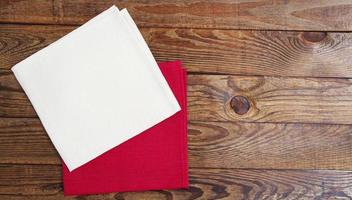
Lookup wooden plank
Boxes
[3,71,352,124]
[1,164,352,199]
[1,118,351,170]
[2,24,352,78]
[0,71,36,118]
[188,74,352,124]
[0,118,59,165]
[188,121,352,170]
[1,0,352,31]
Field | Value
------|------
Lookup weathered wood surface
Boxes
[2,71,352,124]
[1,0,352,31]
[1,25,352,78]
[1,1,352,199]
[1,118,351,170]
[1,164,352,199]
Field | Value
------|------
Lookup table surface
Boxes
[1,1,352,199]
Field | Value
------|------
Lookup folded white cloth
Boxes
[12,6,180,171]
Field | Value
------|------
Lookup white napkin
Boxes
[12,6,180,171]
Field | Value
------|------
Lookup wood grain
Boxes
[188,75,352,124]
[1,164,352,199]
[0,71,36,118]
[1,118,351,170]
[0,118,58,165]
[188,121,352,170]
[2,24,352,78]
[3,71,352,124]
[1,0,352,31]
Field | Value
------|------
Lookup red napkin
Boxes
[62,61,188,195]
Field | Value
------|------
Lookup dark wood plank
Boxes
[0,71,36,119]
[1,118,352,170]
[188,121,352,170]
[188,74,352,124]
[0,118,58,165]
[2,71,352,124]
[1,164,352,199]
[2,24,352,78]
[1,0,352,31]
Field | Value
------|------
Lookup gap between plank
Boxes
[2,117,352,126]
[1,21,352,33]
[0,163,351,172]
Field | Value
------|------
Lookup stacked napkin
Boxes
[11,5,188,195]
[63,61,188,195]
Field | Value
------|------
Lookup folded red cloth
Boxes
[63,61,188,195]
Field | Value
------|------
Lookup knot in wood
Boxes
[302,32,327,43]
[230,96,250,115]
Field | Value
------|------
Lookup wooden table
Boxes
[1,1,352,199]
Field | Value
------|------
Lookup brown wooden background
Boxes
[1,0,352,199]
